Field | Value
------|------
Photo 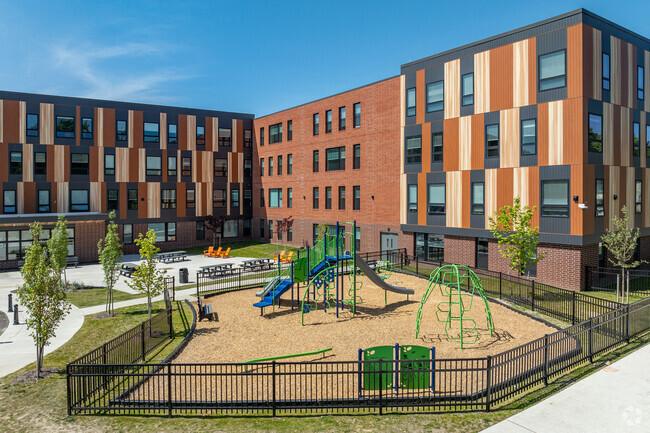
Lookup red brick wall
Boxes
[444,235,477,267]
[75,221,106,262]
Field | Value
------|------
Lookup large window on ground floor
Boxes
[0,227,74,261]
[224,220,239,238]
[541,180,569,217]
[148,222,176,242]
[414,233,444,261]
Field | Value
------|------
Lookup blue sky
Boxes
[0,0,647,116]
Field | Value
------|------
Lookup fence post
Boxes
[498,273,502,299]
[588,318,594,363]
[272,361,277,417]
[168,363,173,418]
[485,355,492,412]
[168,307,174,339]
[531,280,535,312]
[238,267,242,289]
[416,257,419,275]
[543,335,549,386]
[572,291,577,325]
[66,363,72,416]
[625,304,630,343]
[8,293,12,312]
[141,322,146,361]
[378,359,383,415]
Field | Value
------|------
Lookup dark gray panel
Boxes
[404,124,422,137]
[537,28,567,56]
[520,154,538,167]
[519,104,538,119]
[404,163,422,174]
[540,165,570,179]
[405,72,417,90]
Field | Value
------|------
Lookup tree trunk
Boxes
[148,297,152,320]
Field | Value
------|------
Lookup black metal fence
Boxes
[585,266,650,296]
[196,263,290,298]
[66,296,650,416]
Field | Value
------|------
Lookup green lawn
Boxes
[584,290,648,304]
[65,287,143,309]
[175,240,298,259]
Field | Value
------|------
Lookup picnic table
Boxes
[199,263,235,278]
[154,251,187,263]
[240,258,274,272]
[120,263,138,277]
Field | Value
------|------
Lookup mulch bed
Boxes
[12,367,59,384]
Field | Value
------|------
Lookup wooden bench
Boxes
[197,297,217,322]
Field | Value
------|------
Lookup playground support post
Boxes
[357,348,363,397]
[291,261,295,311]
[394,343,399,396]
[336,221,339,318]
[430,347,436,392]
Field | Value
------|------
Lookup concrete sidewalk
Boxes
[80,287,197,315]
[481,344,650,433]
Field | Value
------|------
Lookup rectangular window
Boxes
[259,188,264,207]
[353,144,360,169]
[168,156,177,177]
[70,189,89,212]
[406,136,422,163]
[312,224,318,241]
[355,227,360,251]
[214,189,226,207]
[168,124,178,144]
[602,52,610,91]
[287,225,292,242]
[260,219,265,237]
[269,123,282,143]
[196,125,205,146]
[104,154,115,176]
[3,190,16,214]
[26,113,39,137]
[635,180,642,214]
[260,158,265,176]
[124,224,133,244]
[167,223,177,242]
[244,189,252,208]
[161,189,177,209]
[287,154,293,174]
[406,87,416,116]
[244,129,252,147]
[408,185,417,212]
[269,188,282,208]
[223,220,238,238]
[313,187,319,209]
[339,106,346,130]
[181,157,191,176]
[428,184,445,214]
[354,103,361,127]
[462,73,474,106]
[313,150,319,172]
[116,120,127,141]
[432,132,443,162]
[56,116,75,138]
[269,220,273,240]
[81,117,93,139]
[34,152,46,175]
[218,128,231,146]
[638,66,645,100]
[231,189,240,207]
[353,185,360,210]
[589,114,603,153]
[70,153,89,175]
[313,113,319,135]
[541,180,569,217]
[244,159,252,177]
[539,50,566,91]
[325,186,332,209]
[277,155,283,175]
[268,156,273,176]
[260,127,264,146]
[9,152,22,175]
[107,189,118,211]
[196,221,205,240]
[326,146,346,171]
[186,189,195,208]
[146,156,161,176]
[595,179,604,217]
[521,119,537,155]
[486,124,499,158]
[338,186,345,210]
[472,182,484,215]
[147,223,165,243]
[326,110,332,133]
[38,190,50,213]
[426,81,444,112]
[144,122,159,143]
[287,120,292,141]
[128,189,138,210]
[287,188,293,208]
[633,122,640,157]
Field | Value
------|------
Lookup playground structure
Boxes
[415,265,495,349]
[359,343,435,394]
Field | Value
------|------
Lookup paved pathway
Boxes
[481,343,650,433]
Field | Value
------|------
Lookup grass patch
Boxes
[174,240,298,259]
[583,290,648,304]
[65,287,143,309]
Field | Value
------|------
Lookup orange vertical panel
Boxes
[528,166,540,228]
[196,152,203,182]
[570,165,584,235]
[421,122,431,171]
[137,183,147,220]
[45,146,54,183]
[100,183,107,213]
[75,106,81,146]
[527,37,537,106]
[417,172,426,226]
[470,114,484,170]
[489,44,513,112]
[620,41,628,108]
[630,47,637,110]
[537,103,549,166]
[133,111,143,148]
[416,70,425,125]
[3,100,19,143]
[231,153,239,184]
[205,117,214,152]
[89,146,98,182]
[0,143,7,182]
[94,107,100,147]
[612,105,621,166]
[237,119,244,152]
[583,165,595,235]
[178,115,188,150]
[162,149,168,183]
[64,147,70,182]
[583,25,594,99]
[461,171,471,228]
[562,98,584,165]
[443,118,459,172]
[129,148,139,182]
[103,108,115,147]
[497,168,514,211]
[23,182,36,214]
[567,24,584,99]
[119,187,127,220]
[177,182,186,218]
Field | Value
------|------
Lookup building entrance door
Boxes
[380,232,398,261]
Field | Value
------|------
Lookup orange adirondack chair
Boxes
[273,250,286,261]
[209,247,223,257]
[280,251,295,263]
[203,246,215,257]
[218,247,231,258]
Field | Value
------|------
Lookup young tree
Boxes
[98,210,123,315]
[47,215,69,286]
[489,197,545,276]
[127,229,166,319]
[17,223,71,378]
[276,216,294,247]
[205,215,226,247]
[316,222,329,241]
[601,205,645,303]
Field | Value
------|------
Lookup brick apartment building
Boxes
[0,9,648,290]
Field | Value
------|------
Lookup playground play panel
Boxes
[175,271,556,364]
